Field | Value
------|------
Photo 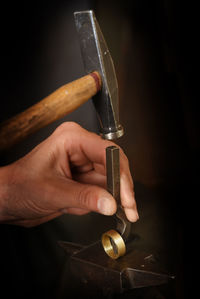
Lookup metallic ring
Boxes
[101,229,126,259]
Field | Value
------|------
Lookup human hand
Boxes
[0,122,139,227]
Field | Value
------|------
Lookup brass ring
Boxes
[101,229,126,259]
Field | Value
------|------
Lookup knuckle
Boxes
[51,122,82,146]
[54,122,81,137]
[63,121,81,131]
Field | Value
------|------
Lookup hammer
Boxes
[0,10,123,153]
[59,11,173,295]
[1,10,174,293]
[1,8,130,258]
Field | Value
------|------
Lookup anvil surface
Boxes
[60,238,173,295]
[57,182,179,299]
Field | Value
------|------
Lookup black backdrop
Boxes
[0,1,199,298]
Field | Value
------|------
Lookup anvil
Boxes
[59,236,174,296]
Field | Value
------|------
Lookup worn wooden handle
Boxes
[0,72,101,152]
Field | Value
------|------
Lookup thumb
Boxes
[56,179,117,216]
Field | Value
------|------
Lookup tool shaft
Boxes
[106,146,131,240]
[106,146,120,203]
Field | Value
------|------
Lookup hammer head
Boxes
[74,10,124,140]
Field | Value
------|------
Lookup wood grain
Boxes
[0,72,101,152]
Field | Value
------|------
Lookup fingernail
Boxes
[97,197,116,215]
[125,208,139,222]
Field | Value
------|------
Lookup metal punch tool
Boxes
[101,145,131,259]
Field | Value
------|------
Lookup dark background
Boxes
[0,0,199,298]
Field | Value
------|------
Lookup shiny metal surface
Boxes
[106,146,131,241]
[101,229,126,259]
[74,10,124,140]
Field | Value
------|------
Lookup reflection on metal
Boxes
[101,229,126,259]
[74,11,124,140]
[101,146,131,259]
[59,239,174,295]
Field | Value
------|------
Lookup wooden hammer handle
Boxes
[0,72,101,152]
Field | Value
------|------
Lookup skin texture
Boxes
[0,122,139,227]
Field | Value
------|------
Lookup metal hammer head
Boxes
[74,10,124,140]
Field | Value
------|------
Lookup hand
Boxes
[0,122,139,227]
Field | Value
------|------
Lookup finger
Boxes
[48,177,117,216]
[72,162,94,174]
[73,171,106,188]
[61,207,90,216]
[120,173,139,222]
[117,148,139,222]
[72,162,105,176]
[93,163,106,175]
[58,122,114,166]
